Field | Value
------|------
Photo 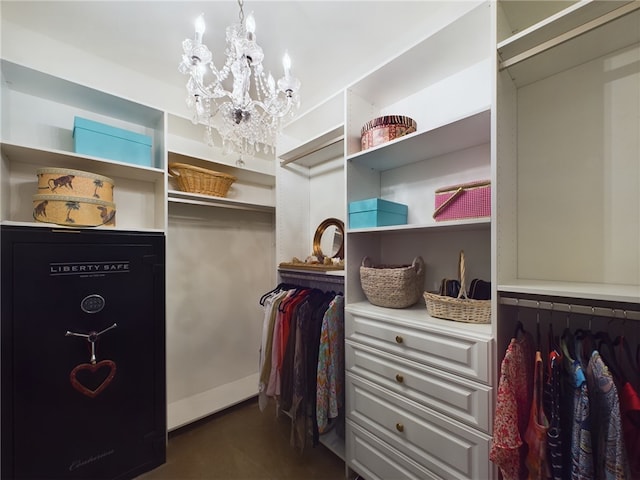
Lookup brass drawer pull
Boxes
[395,335,403,344]
[396,423,404,432]
[395,373,404,383]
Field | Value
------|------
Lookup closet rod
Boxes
[279,270,345,285]
[279,136,344,166]
[499,296,640,322]
[499,1,640,71]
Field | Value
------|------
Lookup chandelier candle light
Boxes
[179,0,301,156]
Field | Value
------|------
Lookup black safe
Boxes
[1,226,166,479]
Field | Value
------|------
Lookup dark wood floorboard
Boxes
[139,398,346,479]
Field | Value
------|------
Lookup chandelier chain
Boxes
[237,0,245,24]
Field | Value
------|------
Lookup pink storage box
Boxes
[361,115,416,151]
[433,180,491,221]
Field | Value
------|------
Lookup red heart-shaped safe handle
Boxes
[70,360,116,398]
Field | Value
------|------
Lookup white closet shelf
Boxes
[1,142,165,182]
[498,0,640,87]
[279,124,344,167]
[346,109,490,171]
[345,302,493,338]
[498,279,640,304]
[347,217,490,235]
[167,190,275,212]
[1,60,163,127]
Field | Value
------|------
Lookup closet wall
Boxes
[166,205,274,428]
[1,17,276,431]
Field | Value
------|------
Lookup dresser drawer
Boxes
[346,373,491,480]
[346,342,492,433]
[346,309,493,383]
[347,420,439,480]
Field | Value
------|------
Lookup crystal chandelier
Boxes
[179,0,301,157]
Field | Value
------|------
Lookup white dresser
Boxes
[345,303,494,479]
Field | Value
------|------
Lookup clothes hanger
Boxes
[259,282,296,305]
[512,299,525,339]
[613,334,640,381]
[560,306,576,364]
[259,284,282,306]
[278,287,310,313]
[574,328,595,367]
[513,320,525,340]
[560,329,575,361]
[595,330,626,383]
[536,302,542,353]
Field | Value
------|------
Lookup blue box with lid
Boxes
[348,198,408,228]
[73,116,152,167]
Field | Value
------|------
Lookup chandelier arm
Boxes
[190,72,226,100]
[250,97,295,119]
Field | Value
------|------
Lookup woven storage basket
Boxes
[423,251,491,324]
[360,256,425,309]
[168,162,236,197]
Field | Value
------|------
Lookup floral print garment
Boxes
[316,295,344,433]
[490,334,534,480]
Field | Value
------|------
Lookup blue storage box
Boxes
[349,198,408,228]
[73,116,152,167]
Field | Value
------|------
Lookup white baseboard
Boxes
[167,373,259,431]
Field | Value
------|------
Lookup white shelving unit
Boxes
[342,3,495,479]
[494,0,640,426]
[1,60,166,231]
[496,0,640,304]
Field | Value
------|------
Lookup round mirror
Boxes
[313,218,345,259]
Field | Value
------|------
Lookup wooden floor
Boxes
[139,398,346,479]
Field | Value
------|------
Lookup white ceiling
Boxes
[1,1,481,114]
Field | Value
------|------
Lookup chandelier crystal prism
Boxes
[179,0,301,156]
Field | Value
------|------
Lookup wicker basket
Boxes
[360,256,425,309]
[168,162,236,197]
[423,251,491,324]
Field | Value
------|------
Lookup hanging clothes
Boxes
[266,289,300,399]
[316,294,345,435]
[258,284,344,453]
[490,330,535,480]
[614,335,640,478]
[524,350,550,479]
[258,288,290,411]
[585,351,629,480]
[566,334,593,480]
[618,381,640,478]
[544,346,564,480]
[290,289,328,451]
[497,304,639,480]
